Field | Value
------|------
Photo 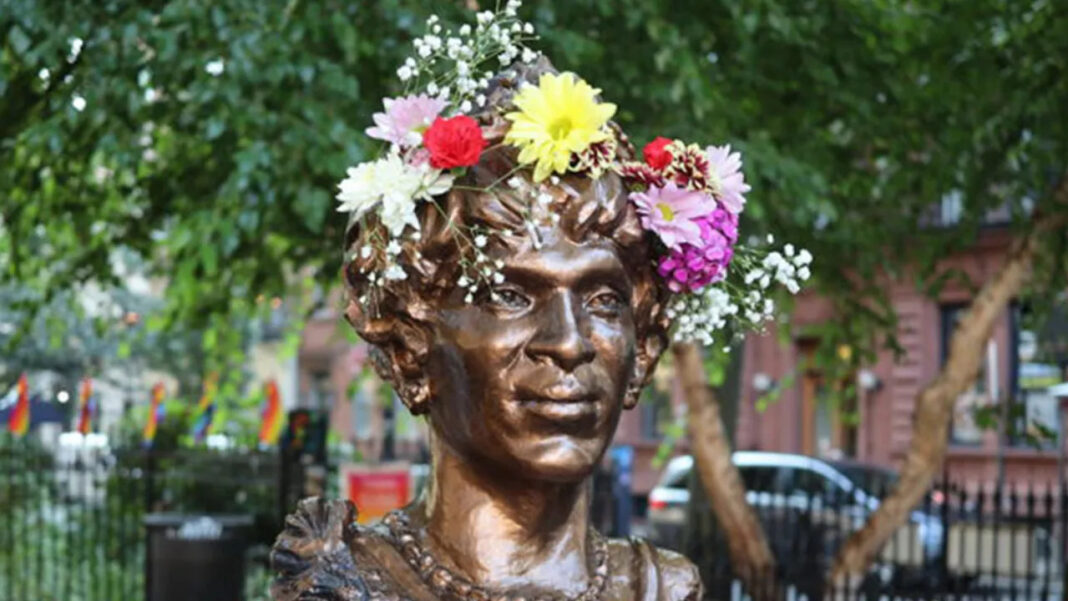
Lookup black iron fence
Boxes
[2,432,1065,601]
[694,481,1067,601]
[0,435,295,601]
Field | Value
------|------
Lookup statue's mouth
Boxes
[515,397,599,422]
[514,376,597,403]
[513,379,600,422]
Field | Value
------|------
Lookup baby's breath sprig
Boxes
[668,240,813,345]
[398,0,540,113]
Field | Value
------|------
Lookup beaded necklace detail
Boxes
[382,510,609,601]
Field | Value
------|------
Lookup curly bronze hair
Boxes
[341,59,672,414]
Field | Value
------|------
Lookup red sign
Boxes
[340,463,411,524]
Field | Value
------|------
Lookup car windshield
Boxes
[831,463,898,496]
[658,459,692,489]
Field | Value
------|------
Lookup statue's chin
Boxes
[480,433,608,484]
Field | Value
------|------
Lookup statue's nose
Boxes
[526,292,595,371]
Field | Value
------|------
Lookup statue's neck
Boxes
[417,434,593,594]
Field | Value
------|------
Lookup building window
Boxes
[1009,304,1066,449]
[941,304,991,445]
[943,302,1068,449]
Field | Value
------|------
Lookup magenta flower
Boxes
[630,182,717,250]
[706,144,751,214]
[366,94,447,147]
[657,208,739,293]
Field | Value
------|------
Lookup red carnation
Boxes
[643,136,674,170]
[423,116,487,169]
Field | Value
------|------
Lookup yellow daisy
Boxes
[504,72,617,182]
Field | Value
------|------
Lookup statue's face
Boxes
[425,226,637,482]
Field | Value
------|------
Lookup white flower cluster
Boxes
[668,287,739,346]
[399,0,538,112]
[669,241,813,345]
[338,151,455,238]
[744,242,812,295]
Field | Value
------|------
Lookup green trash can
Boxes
[144,513,254,601]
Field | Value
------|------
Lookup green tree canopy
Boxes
[4,0,1065,367]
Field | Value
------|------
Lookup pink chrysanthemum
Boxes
[657,207,740,293]
[706,144,751,214]
[630,182,717,250]
[366,94,447,147]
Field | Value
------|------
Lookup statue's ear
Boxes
[623,332,666,410]
[344,294,435,415]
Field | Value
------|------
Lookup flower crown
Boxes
[337,1,811,346]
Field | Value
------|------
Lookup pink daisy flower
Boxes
[630,182,717,250]
[366,94,446,148]
[706,144,751,214]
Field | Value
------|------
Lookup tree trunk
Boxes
[684,342,744,590]
[829,196,1068,581]
[674,342,778,599]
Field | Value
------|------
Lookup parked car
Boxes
[648,452,946,593]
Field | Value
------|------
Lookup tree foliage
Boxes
[4,0,1065,363]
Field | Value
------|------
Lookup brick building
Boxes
[736,226,1068,485]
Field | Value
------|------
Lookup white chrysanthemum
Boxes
[380,192,420,237]
[374,157,425,235]
[336,161,385,218]
[337,153,455,236]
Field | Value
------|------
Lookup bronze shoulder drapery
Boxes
[271,498,702,601]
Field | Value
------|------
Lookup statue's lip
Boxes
[515,395,599,421]
[514,383,597,404]
[517,392,597,404]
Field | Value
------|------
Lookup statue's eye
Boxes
[588,290,625,315]
[489,287,532,312]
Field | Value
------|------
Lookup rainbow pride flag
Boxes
[7,374,29,436]
[258,379,284,446]
[75,377,94,434]
[191,374,218,444]
[142,383,166,448]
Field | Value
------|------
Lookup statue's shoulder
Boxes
[605,536,703,601]
[649,544,703,601]
[270,497,394,601]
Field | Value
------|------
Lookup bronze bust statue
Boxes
[271,27,705,600]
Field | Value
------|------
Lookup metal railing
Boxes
[2,433,1064,601]
[692,481,1067,601]
[0,435,287,601]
